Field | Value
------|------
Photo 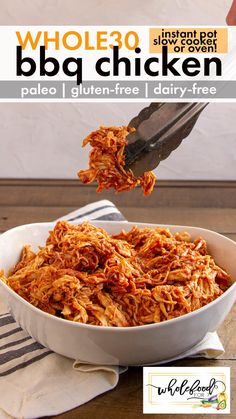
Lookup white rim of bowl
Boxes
[0,221,235,333]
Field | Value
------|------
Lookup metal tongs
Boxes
[125,102,208,177]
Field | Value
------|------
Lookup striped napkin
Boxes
[0,200,224,419]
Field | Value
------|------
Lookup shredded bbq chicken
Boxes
[1,221,231,327]
[78,126,156,196]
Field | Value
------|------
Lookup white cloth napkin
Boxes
[0,200,225,419]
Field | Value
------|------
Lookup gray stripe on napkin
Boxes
[0,341,46,365]
[95,213,125,221]
[0,350,52,377]
[68,204,119,221]
[0,315,16,327]
[0,327,22,340]
[0,336,32,351]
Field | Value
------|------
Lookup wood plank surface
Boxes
[0,180,235,419]
[0,179,236,208]
[0,206,236,234]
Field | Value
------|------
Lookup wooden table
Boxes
[0,179,235,419]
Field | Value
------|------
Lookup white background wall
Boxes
[0,0,235,180]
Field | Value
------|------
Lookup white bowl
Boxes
[0,221,235,366]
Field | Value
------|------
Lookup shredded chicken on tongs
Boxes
[78,126,156,196]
